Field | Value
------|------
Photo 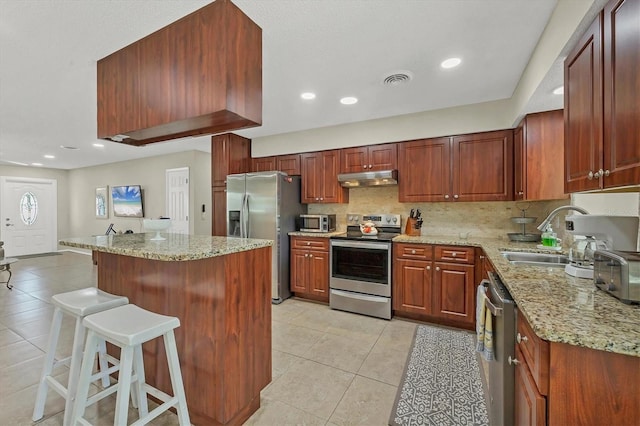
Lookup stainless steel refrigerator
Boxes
[226,171,305,303]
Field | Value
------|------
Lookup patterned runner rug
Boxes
[389,324,489,426]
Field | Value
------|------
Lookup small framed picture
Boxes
[95,186,109,219]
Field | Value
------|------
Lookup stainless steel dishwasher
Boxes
[479,271,516,426]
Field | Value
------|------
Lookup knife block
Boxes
[404,218,421,236]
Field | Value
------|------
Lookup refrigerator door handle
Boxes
[239,194,246,238]
[243,194,250,238]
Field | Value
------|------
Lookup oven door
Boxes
[330,239,391,297]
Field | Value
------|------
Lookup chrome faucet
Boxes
[536,205,589,231]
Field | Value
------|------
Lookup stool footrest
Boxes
[44,375,69,399]
[130,396,179,426]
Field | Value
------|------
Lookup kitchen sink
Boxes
[500,251,569,267]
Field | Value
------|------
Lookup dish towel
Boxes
[476,285,495,361]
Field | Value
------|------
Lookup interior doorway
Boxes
[0,176,58,256]
[165,167,190,234]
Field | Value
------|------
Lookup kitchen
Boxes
[1,0,640,425]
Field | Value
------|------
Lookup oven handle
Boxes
[331,289,389,303]
[330,240,390,250]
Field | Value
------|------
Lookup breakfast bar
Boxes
[59,233,273,426]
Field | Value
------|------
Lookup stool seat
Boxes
[83,304,180,347]
[52,288,129,317]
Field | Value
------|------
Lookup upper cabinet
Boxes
[251,154,301,175]
[97,0,262,146]
[515,110,568,201]
[301,150,348,203]
[565,0,640,192]
[398,130,513,202]
[340,143,398,173]
[212,133,251,187]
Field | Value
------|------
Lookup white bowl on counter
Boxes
[143,219,172,241]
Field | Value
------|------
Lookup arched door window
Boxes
[20,191,38,225]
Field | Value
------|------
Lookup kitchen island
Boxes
[60,233,273,426]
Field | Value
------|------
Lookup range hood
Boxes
[337,170,398,187]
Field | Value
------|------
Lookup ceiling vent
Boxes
[383,71,413,86]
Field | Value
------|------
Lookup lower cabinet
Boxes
[290,236,329,302]
[393,243,475,329]
[514,345,547,426]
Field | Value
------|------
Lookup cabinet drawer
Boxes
[394,243,433,260]
[291,236,329,251]
[517,313,549,395]
[434,245,474,264]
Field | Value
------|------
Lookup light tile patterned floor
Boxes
[0,251,416,425]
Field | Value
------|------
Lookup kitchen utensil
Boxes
[409,209,415,219]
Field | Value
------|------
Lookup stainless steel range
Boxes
[329,213,401,319]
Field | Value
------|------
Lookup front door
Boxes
[0,176,58,256]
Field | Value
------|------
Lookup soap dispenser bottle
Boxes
[542,225,557,247]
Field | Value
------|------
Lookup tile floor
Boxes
[0,252,416,425]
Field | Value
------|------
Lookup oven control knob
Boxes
[392,217,397,223]
[386,218,391,223]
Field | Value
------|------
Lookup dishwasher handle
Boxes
[480,278,504,317]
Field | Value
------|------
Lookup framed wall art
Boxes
[95,186,109,219]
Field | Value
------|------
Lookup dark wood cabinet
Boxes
[393,243,434,315]
[97,0,262,145]
[398,131,512,203]
[565,0,640,192]
[451,130,513,202]
[514,345,547,426]
[340,143,397,173]
[252,154,301,176]
[300,150,348,204]
[515,111,568,201]
[290,237,329,302]
[211,133,250,236]
[393,243,475,329]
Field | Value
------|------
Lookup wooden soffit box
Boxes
[97,0,262,146]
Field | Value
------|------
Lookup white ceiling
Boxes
[0,0,599,170]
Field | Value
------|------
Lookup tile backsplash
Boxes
[308,186,570,241]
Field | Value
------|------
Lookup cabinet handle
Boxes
[309,254,313,258]
[444,195,450,199]
[320,197,324,201]
[604,169,610,177]
[479,255,485,260]
[369,164,372,169]
[587,171,594,180]
[426,266,431,270]
[363,165,368,169]
[315,197,319,201]
[435,266,440,271]
[411,249,416,254]
[304,253,309,258]
[508,356,520,366]
[517,191,524,195]
[452,252,457,257]
[453,194,459,199]
[516,333,528,344]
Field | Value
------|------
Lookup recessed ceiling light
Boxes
[300,92,316,100]
[31,162,43,167]
[553,86,564,95]
[93,143,105,148]
[44,154,55,159]
[340,96,358,105]
[441,57,462,69]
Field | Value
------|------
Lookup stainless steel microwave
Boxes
[297,214,336,233]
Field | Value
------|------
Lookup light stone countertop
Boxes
[59,233,273,261]
[288,231,345,238]
[394,234,640,357]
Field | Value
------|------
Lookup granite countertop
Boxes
[288,231,345,238]
[59,233,273,261]
[394,234,640,358]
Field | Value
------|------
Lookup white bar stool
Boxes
[71,304,191,426]
[32,287,129,425]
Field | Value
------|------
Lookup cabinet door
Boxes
[252,156,276,172]
[301,153,321,203]
[212,186,227,236]
[340,147,369,173]
[398,138,451,202]
[514,121,525,200]
[290,249,309,293]
[514,346,547,426]
[309,250,329,299]
[319,150,346,203]
[393,258,432,315]
[277,154,301,176]
[564,15,603,193]
[603,0,640,188]
[368,143,398,171]
[212,134,230,186]
[433,262,475,325]
[452,130,513,202]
